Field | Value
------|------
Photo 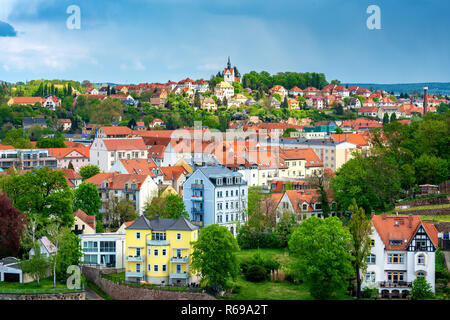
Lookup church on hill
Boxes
[223,57,241,85]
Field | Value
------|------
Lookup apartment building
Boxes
[183,165,248,236]
[124,215,199,285]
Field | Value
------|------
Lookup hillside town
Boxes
[0,58,449,301]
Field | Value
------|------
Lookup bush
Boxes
[411,277,434,300]
[236,226,285,249]
[361,287,378,299]
[245,265,267,282]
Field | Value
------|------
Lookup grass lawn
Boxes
[224,276,314,300]
[228,248,353,300]
[389,204,450,213]
[103,272,125,283]
[0,277,82,294]
[235,248,292,265]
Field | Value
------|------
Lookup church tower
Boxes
[224,56,235,85]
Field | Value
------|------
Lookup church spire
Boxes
[227,56,231,70]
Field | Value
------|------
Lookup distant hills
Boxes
[346,82,450,96]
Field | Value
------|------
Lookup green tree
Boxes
[288,216,354,299]
[347,199,372,299]
[0,167,74,235]
[411,277,434,300]
[390,112,397,122]
[105,199,138,229]
[191,224,240,291]
[79,165,100,181]
[46,222,64,288]
[20,244,48,287]
[56,228,82,282]
[143,194,188,220]
[3,128,33,148]
[282,127,298,137]
[383,113,389,125]
[73,182,101,216]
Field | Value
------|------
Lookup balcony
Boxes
[169,273,189,279]
[147,240,170,246]
[378,281,412,288]
[190,220,204,227]
[191,184,204,190]
[191,208,203,215]
[126,271,144,278]
[191,195,203,201]
[126,256,144,262]
[170,257,189,263]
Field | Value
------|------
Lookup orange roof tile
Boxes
[101,138,147,151]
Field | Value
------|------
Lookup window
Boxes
[136,263,141,272]
[148,264,151,272]
[136,248,141,257]
[154,265,159,272]
[387,253,404,264]
[217,178,223,185]
[152,232,166,241]
[365,272,375,283]
[417,255,425,265]
[176,233,181,240]
[230,190,233,197]
[162,265,167,272]
[417,272,425,278]
[367,254,376,264]
[226,191,228,197]
[371,239,375,247]
[136,232,141,240]
[162,249,167,256]
[387,271,404,282]
[176,249,182,258]
[389,240,402,246]
[153,249,159,257]
[100,241,116,253]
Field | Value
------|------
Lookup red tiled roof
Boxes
[74,209,96,230]
[85,173,149,190]
[101,138,147,151]
[159,166,188,181]
[372,214,438,250]
[279,148,323,167]
[10,97,43,104]
[119,159,158,176]
[100,126,132,136]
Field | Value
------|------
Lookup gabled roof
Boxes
[40,236,57,254]
[101,138,147,151]
[74,208,96,230]
[85,173,149,190]
[159,166,189,180]
[372,214,438,250]
[126,215,198,231]
[100,126,132,136]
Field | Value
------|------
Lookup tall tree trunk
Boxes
[356,268,361,299]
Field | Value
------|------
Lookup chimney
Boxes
[371,211,375,218]
[382,213,387,221]
[408,213,413,229]
[423,87,428,115]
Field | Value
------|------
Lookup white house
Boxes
[84,172,159,215]
[89,137,148,172]
[362,213,438,299]
[79,233,126,269]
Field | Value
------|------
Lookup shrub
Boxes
[245,265,267,282]
[361,287,378,299]
[236,226,285,249]
[411,277,434,300]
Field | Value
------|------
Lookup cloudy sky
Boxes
[0,0,449,84]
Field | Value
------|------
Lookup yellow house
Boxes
[125,215,199,285]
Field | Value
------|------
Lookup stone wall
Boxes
[397,207,450,216]
[396,195,450,209]
[0,292,85,300]
[82,266,215,300]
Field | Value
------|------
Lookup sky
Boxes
[0,0,449,84]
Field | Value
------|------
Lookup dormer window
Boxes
[217,178,223,185]
[227,177,233,185]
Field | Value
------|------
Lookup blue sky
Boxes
[0,0,449,84]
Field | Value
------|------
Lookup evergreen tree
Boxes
[390,112,397,122]
[383,113,390,125]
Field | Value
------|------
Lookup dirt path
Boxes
[85,286,104,300]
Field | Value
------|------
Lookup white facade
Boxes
[362,222,436,297]
[80,233,126,269]
[90,138,148,172]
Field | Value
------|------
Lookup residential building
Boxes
[0,149,57,171]
[275,189,332,221]
[47,147,90,172]
[22,117,47,130]
[72,209,96,235]
[85,173,159,215]
[124,215,199,285]
[80,233,126,269]
[89,137,148,172]
[183,165,248,236]
[362,213,438,298]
